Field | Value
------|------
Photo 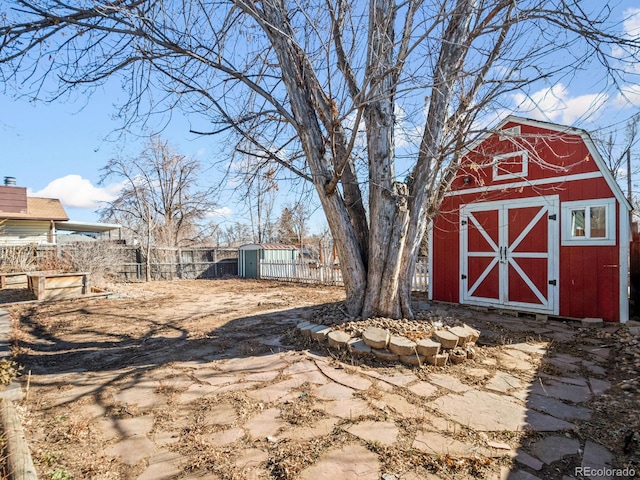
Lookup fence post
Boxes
[177,248,183,280]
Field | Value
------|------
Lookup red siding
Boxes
[431,119,622,321]
[432,207,460,303]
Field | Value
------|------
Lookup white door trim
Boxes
[460,195,559,314]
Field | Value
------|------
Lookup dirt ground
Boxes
[2,279,639,480]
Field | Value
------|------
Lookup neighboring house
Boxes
[0,179,120,245]
[0,183,69,245]
[430,116,630,323]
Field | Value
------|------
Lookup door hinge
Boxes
[461,274,467,280]
[461,220,467,225]
[548,279,557,286]
[548,214,557,220]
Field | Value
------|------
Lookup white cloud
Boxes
[206,206,233,219]
[29,174,123,209]
[614,84,640,108]
[623,8,640,37]
[612,8,640,65]
[513,84,608,125]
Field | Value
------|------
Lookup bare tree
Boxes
[221,222,253,247]
[2,0,639,318]
[231,148,279,243]
[99,137,217,248]
[277,202,310,248]
[596,115,640,182]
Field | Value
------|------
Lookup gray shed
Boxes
[238,244,299,279]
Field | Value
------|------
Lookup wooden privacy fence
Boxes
[260,257,429,291]
[118,246,238,281]
[0,244,238,282]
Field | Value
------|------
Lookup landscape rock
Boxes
[628,326,640,336]
[416,338,440,357]
[373,349,400,362]
[299,322,318,337]
[399,354,424,366]
[327,330,351,349]
[449,326,472,344]
[582,317,604,327]
[388,335,417,356]
[433,330,458,349]
[310,325,332,341]
[426,353,448,366]
[362,327,390,349]
[297,320,313,330]
[449,347,467,364]
[464,324,481,343]
[347,338,372,356]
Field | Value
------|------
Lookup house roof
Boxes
[239,243,299,250]
[0,197,69,221]
[55,220,121,233]
[464,115,632,211]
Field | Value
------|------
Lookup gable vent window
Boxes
[498,126,521,140]
[492,150,528,181]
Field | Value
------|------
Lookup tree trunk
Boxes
[360,0,408,319]
[259,0,367,315]
[257,0,473,320]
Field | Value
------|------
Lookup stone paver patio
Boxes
[1,303,627,480]
[100,334,613,478]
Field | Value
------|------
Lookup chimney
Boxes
[0,177,27,213]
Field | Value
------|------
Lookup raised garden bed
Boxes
[26,272,90,301]
[0,273,28,290]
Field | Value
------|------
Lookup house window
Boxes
[562,199,615,246]
[492,151,528,181]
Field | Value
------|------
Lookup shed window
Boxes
[492,151,528,181]
[562,199,615,246]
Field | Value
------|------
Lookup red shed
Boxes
[429,116,630,322]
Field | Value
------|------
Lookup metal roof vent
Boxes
[3,176,16,186]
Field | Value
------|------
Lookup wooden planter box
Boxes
[27,272,91,301]
[0,272,28,289]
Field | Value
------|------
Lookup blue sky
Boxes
[0,87,221,221]
[1,1,640,231]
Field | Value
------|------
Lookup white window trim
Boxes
[561,198,616,246]
[492,151,528,181]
